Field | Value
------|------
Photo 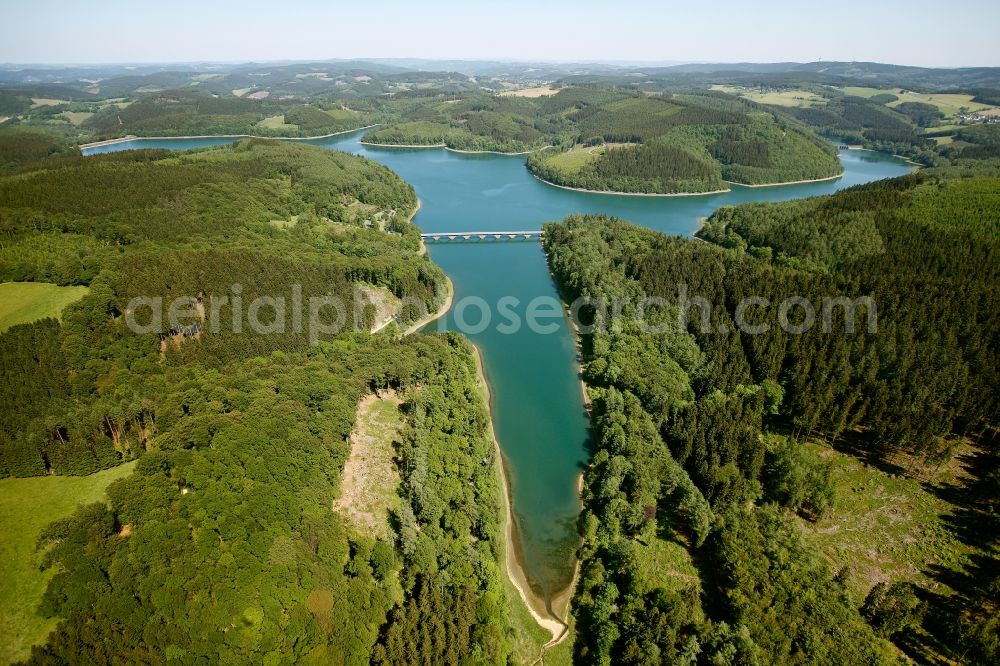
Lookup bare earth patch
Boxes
[796,441,975,603]
[356,284,401,332]
[502,86,559,98]
[333,392,405,538]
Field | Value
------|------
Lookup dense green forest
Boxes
[784,94,936,157]
[0,140,446,477]
[543,171,998,663]
[359,92,553,153]
[543,67,999,166]
[354,85,842,190]
[0,138,532,662]
[22,333,513,664]
[0,130,80,172]
[524,89,841,193]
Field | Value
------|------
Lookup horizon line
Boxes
[3,57,1000,70]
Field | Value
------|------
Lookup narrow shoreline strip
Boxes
[470,345,569,644]
[844,145,924,167]
[530,172,732,197]
[401,276,453,336]
[445,145,551,156]
[359,141,550,156]
[723,171,844,188]
[531,169,854,196]
[358,141,447,149]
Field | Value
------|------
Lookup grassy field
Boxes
[0,461,137,664]
[29,99,70,108]
[323,107,360,121]
[838,86,899,99]
[712,85,826,107]
[838,86,996,118]
[0,283,89,333]
[58,111,93,126]
[257,114,293,130]
[541,144,603,173]
[98,99,130,111]
[796,440,976,604]
[925,124,964,134]
[539,143,642,176]
[633,534,701,596]
[886,91,995,117]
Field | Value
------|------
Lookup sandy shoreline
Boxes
[469,346,569,645]
[723,171,844,188]
[359,140,549,156]
[693,216,710,238]
[358,141,447,149]
[78,124,379,150]
[402,276,453,336]
[845,145,923,167]
[532,169,856,196]
[446,145,551,156]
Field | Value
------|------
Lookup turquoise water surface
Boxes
[84,133,912,605]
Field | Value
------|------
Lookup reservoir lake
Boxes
[84,134,912,611]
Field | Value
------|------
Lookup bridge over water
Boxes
[421,230,543,242]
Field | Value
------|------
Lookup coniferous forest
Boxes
[525,92,842,193]
[542,169,999,664]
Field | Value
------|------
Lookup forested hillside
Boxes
[543,172,998,663]
[22,333,513,664]
[544,65,1000,166]
[0,130,79,172]
[525,88,841,193]
[79,90,371,140]
[359,92,553,153]
[0,138,532,662]
[0,140,445,477]
[355,86,842,189]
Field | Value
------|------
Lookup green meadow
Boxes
[839,86,996,117]
[711,84,827,107]
[0,462,137,664]
[0,283,89,332]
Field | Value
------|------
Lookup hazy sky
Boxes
[4,0,998,67]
